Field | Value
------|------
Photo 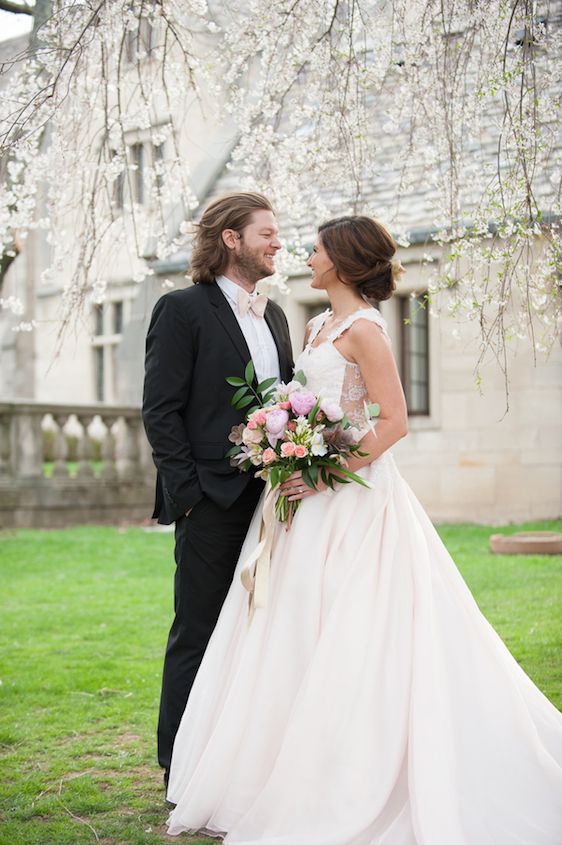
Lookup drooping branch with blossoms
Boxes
[0,0,560,377]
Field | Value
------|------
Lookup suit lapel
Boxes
[206,282,253,370]
[264,304,288,381]
[205,282,293,383]
[264,302,293,381]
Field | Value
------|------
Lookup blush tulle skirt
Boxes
[166,454,562,844]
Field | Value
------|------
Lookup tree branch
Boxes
[0,0,35,15]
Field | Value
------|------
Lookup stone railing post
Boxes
[52,413,70,478]
[76,414,95,480]
[100,415,118,481]
[117,414,143,482]
[14,408,43,479]
[0,411,10,478]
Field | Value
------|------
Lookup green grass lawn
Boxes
[1,520,560,845]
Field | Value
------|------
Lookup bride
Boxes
[166,215,562,843]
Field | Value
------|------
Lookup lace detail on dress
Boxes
[307,309,330,347]
[296,306,390,441]
[327,306,390,343]
[341,364,371,435]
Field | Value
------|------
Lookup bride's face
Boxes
[307,237,338,290]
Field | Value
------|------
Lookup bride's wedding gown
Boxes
[167,308,562,844]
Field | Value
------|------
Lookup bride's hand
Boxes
[280,470,328,501]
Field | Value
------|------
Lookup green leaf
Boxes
[232,385,250,405]
[367,402,380,418]
[308,397,321,426]
[269,466,279,488]
[244,360,255,384]
[306,463,318,489]
[225,445,241,458]
[257,376,277,393]
[262,390,276,404]
[293,369,307,385]
[235,395,256,410]
[226,376,246,387]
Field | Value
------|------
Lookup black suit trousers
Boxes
[157,477,263,772]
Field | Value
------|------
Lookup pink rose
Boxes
[262,447,276,465]
[247,419,258,430]
[280,441,296,458]
[320,399,344,422]
[279,401,291,410]
[265,409,289,437]
[287,421,297,432]
[294,444,308,458]
[289,390,316,416]
[253,411,267,425]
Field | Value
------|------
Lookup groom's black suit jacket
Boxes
[142,282,294,525]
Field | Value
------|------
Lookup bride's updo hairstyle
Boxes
[318,216,403,300]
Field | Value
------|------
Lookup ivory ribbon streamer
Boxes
[240,480,277,622]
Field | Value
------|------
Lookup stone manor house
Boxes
[0,29,560,527]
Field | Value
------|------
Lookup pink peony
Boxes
[265,409,289,437]
[294,444,308,458]
[319,398,344,422]
[289,390,316,417]
[280,441,296,458]
[262,447,277,464]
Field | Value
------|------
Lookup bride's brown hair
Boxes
[190,192,275,284]
[318,216,401,300]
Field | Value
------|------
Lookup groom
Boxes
[142,192,293,784]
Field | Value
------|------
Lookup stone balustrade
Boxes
[0,402,155,528]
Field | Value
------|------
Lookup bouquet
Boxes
[226,362,378,525]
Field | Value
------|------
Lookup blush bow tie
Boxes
[237,288,268,319]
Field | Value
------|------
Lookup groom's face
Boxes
[231,210,281,282]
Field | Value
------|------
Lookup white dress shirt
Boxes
[216,275,281,385]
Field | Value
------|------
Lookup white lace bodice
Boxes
[294,306,390,438]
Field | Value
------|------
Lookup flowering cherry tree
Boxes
[0,0,560,373]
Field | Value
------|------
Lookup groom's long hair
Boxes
[190,192,275,285]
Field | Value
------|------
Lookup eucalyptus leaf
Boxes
[244,360,255,384]
[235,395,255,409]
[232,385,249,405]
[257,376,277,393]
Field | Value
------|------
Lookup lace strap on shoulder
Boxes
[307,309,330,345]
[328,307,390,342]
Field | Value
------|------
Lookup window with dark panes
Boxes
[399,293,430,416]
[94,346,105,402]
[113,301,124,335]
[94,304,104,336]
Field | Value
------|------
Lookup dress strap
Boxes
[327,306,390,342]
[307,309,331,346]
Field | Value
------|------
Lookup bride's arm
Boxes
[341,318,408,471]
[282,319,408,501]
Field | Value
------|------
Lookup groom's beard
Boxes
[234,241,275,283]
